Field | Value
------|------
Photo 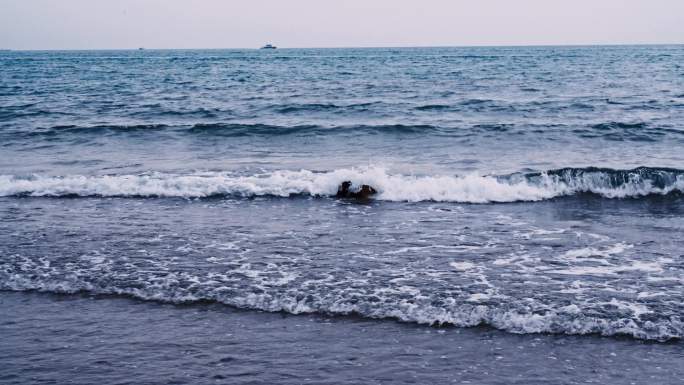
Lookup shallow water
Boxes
[1,46,683,383]
[2,292,684,385]
[1,194,683,342]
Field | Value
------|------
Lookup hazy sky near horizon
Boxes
[2,0,683,49]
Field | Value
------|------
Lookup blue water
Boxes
[1,46,684,384]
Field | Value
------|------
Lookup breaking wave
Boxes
[2,270,680,341]
[1,166,682,202]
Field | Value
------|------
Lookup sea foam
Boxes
[0,166,682,202]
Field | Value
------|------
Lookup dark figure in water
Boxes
[336,181,378,200]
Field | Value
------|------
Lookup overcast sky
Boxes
[2,0,683,50]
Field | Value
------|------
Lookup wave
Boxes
[6,121,683,142]
[188,123,438,136]
[1,272,680,341]
[15,123,443,138]
[44,124,170,135]
[592,122,648,130]
[276,103,341,113]
[274,102,376,114]
[414,104,453,111]
[573,121,681,142]
[1,166,682,202]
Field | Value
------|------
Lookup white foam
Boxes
[449,261,477,271]
[562,242,633,260]
[1,166,682,202]
[2,266,681,341]
[549,261,663,276]
[467,293,491,302]
[606,298,652,318]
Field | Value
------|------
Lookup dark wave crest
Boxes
[15,123,446,138]
[523,166,684,191]
[4,119,681,143]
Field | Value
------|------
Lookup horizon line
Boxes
[3,42,684,52]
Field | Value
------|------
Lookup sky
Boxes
[1,0,683,50]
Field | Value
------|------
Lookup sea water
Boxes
[1,46,683,384]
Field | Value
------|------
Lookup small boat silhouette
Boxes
[260,44,277,50]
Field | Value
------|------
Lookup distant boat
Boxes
[138,47,145,50]
[260,44,277,50]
